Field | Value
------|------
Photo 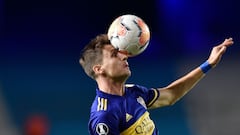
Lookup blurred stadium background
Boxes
[0,0,240,135]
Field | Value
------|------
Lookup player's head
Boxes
[80,34,109,79]
[80,34,131,81]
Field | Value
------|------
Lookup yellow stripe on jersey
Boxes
[147,89,158,108]
[120,112,155,135]
[97,97,107,111]
[103,98,107,111]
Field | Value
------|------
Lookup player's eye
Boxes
[111,48,119,57]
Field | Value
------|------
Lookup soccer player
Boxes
[79,34,233,135]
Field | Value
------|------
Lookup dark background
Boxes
[0,0,239,134]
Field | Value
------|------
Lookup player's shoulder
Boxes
[92,110,115,119]
[90,95,122,117]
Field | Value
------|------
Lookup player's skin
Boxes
[93,38,233,108]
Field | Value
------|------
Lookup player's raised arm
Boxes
[149,38,234,109]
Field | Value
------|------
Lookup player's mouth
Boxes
[124,63,131,72]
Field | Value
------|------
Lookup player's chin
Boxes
[122,70,131,79]
[126,71,131,77]
[125,68,131,76]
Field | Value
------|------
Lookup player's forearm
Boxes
[164,67,206,105]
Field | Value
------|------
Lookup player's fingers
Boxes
[223,38,234,46]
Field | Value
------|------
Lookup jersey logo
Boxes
[97,97,107,111]
[137,96,147,109]
[126,113,133,122]
[96,123,109,135]
[120,112,155,135]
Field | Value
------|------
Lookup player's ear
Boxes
[93,64,104,75]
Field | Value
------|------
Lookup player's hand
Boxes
[207,38,234,67]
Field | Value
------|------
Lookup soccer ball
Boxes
[107,14,150,57]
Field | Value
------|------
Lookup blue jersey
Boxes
[88,84,160,135]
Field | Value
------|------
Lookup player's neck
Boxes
[96,78,125,96]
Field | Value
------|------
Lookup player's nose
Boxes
[118,50,129,61]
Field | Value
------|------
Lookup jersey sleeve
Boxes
[126,84,160,108]
[88,112,120,135]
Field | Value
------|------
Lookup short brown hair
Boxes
[79,34,110,79]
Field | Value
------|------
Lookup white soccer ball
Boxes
[107,14,150,57]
